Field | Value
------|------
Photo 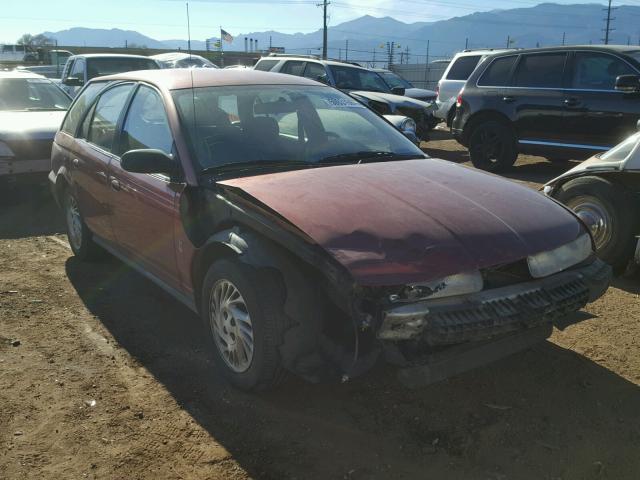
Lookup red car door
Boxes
[72,82,135,244]
[108,84,183,290]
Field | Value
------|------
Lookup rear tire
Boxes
[63,190,104,261]
[555,176,638,271]
[201,259,288,391]
[468,120,518,172]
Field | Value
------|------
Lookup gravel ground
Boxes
[1,132,639,479]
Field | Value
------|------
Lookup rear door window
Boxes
[280,61,306,76]
[86,83,135,152]
[477,56,517,86]
[446,55,481,80]
[513,53,567,88]
[571,52,636,90]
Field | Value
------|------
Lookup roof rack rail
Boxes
[461,47,520,53]
[267,53,320,59]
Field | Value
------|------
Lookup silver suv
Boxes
[434,49,509,126]
[254,54,436,139]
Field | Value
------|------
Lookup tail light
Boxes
[435,84,440,99]
[456,91,463,108]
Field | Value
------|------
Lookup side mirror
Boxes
[315,75,329,85]
[391,86,406,96]
[615,74,640,93]
[121,149,177,177]
[63,76,83,87]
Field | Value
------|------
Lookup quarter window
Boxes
[513,53,567,88]
[572,52,635,90]
[70,58,85,82]
[61,82,106,135]
[254,59,279,72]
[280,61,306,76]
[477,56,517,86]
[303,62,327,83]
[121,86,173,155]
[86,83,134,152]
[447,56,481,80]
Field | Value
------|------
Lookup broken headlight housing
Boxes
[527,234,592,278]
[396,271,484,302]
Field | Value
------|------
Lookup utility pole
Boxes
[603,0,615,45]
[562,32,566,45]
[506,35,511,48]
[426,39,430,65]
[465,37,469,49]
[318,0,330,59]
[345,39,349,61]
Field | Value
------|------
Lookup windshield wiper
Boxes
[318,151,423,165]
[200,159,315,176]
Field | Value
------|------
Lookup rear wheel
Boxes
[468,120,517,172]
[64,190,103,260]
[201,259,288,391]
[555,176,638,270]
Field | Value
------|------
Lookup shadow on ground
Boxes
[65,255,640,480]
[0,184,65,239]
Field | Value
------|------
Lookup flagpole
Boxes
[219,26,225,67]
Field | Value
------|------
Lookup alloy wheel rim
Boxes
[567,195,613,251]
[209,279,254,373]
[66,196,83,251]
[473,129,503,164]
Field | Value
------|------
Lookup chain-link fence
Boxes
[390,62,450,90]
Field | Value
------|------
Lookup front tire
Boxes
[201,259,287,391]
[64,190,103,260]
[468,120,517,172]
[555,176,638,271]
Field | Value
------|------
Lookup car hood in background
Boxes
[0,110,66,141]
[404,87,437,100]
[219,159,584,286]
[348,90,435,112]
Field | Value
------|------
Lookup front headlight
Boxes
[400,117,417,134]
[0,141,15,158]
[402,271,483,301]
[527,234,593,278]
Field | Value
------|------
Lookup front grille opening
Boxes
[482,259,533,289]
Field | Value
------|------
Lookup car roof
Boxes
[95,68,323,90]
[69,53,156,60]
[0,70,47,80]
[260,55,370,70]
[486,44,640,57]
[150,52,208,61]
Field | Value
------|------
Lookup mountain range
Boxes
[41,3,640,61]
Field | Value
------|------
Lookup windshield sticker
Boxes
[322,96,365,109]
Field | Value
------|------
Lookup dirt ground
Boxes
[1,132,640,480]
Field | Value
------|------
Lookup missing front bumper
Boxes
[379,258,611,344]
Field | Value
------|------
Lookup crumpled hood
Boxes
[348,90,435,112]
[220,159,584,286]
[0,111,66,142]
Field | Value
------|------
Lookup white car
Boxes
[434,49,510,127]
[545,129,640,272]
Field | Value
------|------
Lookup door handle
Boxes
[564,98,580,107]
[110,178,121,191]
[502,96,515,103]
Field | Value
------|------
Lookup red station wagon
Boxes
[49,69,611,391]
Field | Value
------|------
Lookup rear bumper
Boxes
[0,158,50,177]
[379,258,611,346]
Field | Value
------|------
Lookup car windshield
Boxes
[0,77,71,111]
[328,65,391,92]
[172,84,423,176]
[379,71,413,89]
[86,58,159,80]
[599,133,640,162]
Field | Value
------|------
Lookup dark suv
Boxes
[452,46,640,171]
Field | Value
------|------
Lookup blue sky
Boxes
[1,0,610,43]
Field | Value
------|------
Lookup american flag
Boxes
[221,29,233,44]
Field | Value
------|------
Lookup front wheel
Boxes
[201,259,288,391]
[555,176,638,271]
[468,120,517,172]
